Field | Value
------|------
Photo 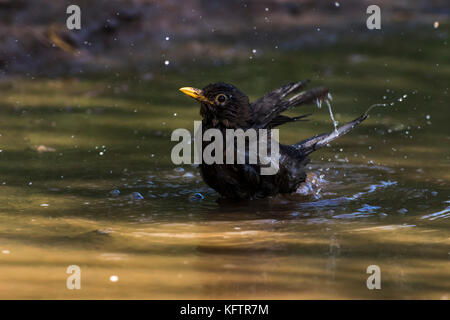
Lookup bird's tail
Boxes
[294,104,382,155]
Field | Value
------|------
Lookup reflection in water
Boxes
[2,161,448,299]
[421,202,450,221]
[0,26,449,298]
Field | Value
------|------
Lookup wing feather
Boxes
[250,81,329,128]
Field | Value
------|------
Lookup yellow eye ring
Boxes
[215,94,227,104]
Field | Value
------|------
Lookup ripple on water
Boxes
[333,204,382,219]
[97,163,444,223]
[421,201,450,220]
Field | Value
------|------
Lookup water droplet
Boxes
[130,192,144,200]
[183,172,195,178]
[325,100,339,132]
[190,193,205,201]
[110,189,120,196]
[109,275,119,282]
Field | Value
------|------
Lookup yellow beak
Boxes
[179,87,208,102]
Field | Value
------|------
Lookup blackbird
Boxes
[179,81,369,200]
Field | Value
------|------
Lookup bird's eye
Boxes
[215,94,227,104]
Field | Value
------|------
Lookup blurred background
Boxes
[0,1,448,299]
[0,0,448,76]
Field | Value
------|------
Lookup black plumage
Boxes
[179,81,368,200]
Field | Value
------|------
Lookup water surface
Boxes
[0,28,449,299]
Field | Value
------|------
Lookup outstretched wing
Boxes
[294,111,369,155]
[265,114,311,129]
[250,80,329,129]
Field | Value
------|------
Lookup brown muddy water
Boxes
[0,28,449,299]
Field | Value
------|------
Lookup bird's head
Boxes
[179,83,250,128]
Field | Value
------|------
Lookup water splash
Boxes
[315,98,322,108]
[325,100,339,134]
[296,173,327,199]
[315,93,338,133]
[365,103,387,113]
